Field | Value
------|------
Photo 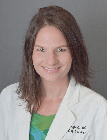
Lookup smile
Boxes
[44,67,60,70]
[42,66,61,73]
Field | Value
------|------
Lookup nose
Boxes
[45,51,58,66]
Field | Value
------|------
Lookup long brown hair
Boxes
[17,5,92,114]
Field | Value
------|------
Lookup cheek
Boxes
[64,56,72,71]
[32,53,43,62]
[63,54,72,65]
[32,54,41,67]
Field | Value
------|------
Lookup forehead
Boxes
[34,26,67,47]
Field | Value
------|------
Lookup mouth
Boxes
[42,66,61,73]
[44,67,60,70]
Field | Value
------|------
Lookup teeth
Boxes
[44,67,59,70]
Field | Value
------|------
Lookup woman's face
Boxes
[32,26,72,82]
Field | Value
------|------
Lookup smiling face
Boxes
[32,26,72,82]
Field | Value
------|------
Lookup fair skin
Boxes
[32,26,72,115]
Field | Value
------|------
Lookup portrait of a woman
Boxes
[0,5,107,140]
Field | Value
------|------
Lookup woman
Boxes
[0,5,107,140]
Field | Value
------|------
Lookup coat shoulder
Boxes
[79,85,107,108]
[0,82,19,99]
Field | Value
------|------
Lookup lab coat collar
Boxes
[67,76,80,107]
[45,76,80,140]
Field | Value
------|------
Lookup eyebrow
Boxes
[34,45,68,48]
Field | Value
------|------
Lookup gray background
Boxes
[0,0,107,99]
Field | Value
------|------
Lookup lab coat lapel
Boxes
[45,77,80,140]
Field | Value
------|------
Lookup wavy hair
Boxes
[17,5,93,114]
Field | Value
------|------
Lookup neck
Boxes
[40,76,70,100]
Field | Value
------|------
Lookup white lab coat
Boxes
[0,77,107,140]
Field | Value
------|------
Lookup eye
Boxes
[37,48,45,52]
[57,48,66,52]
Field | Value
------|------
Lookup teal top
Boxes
[29,113,56,140]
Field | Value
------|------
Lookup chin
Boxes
[42,75,63,82]
[45,77,58,82]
